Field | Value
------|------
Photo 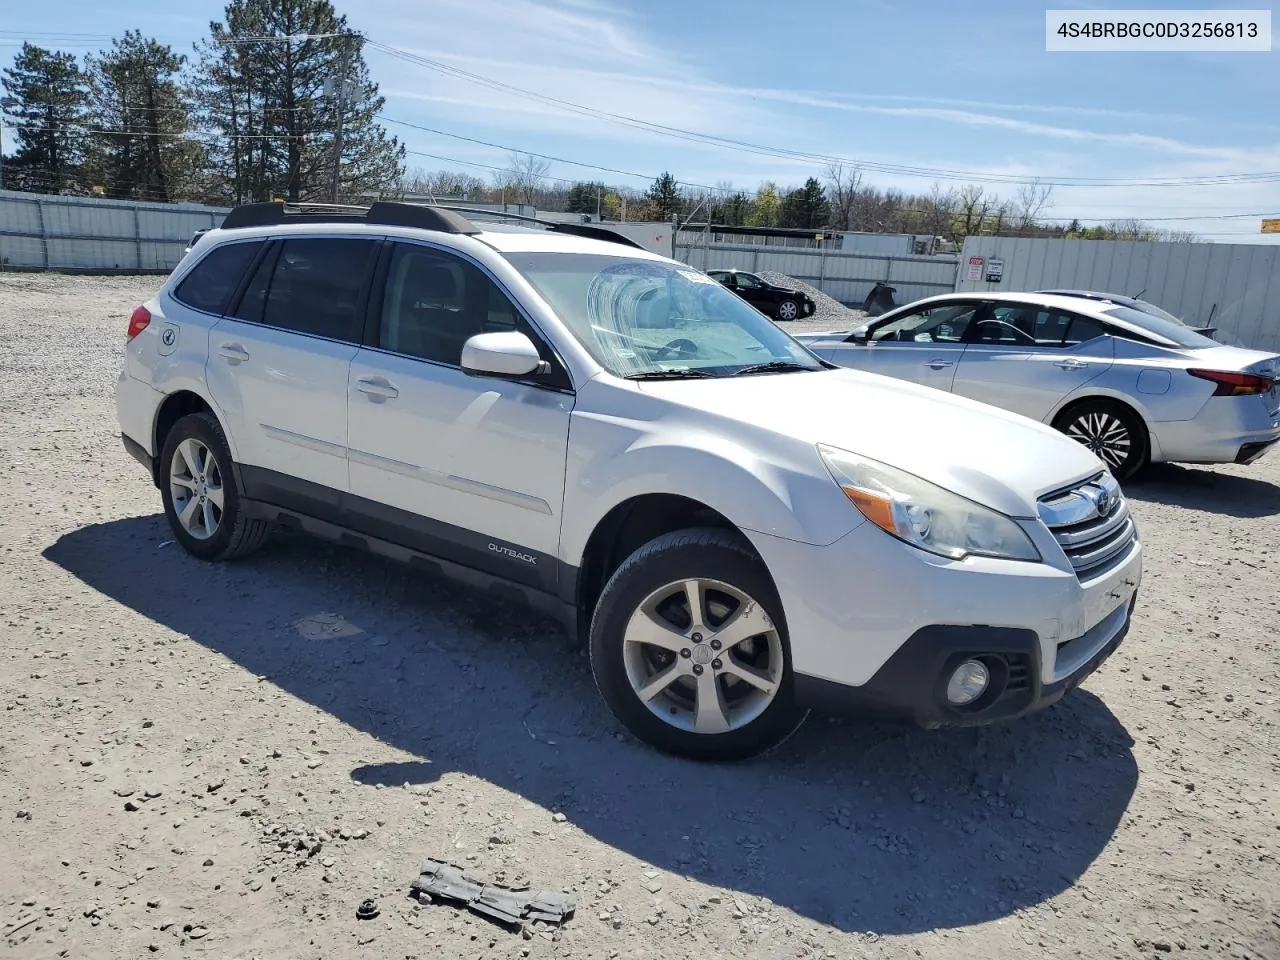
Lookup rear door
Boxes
[205,235,379,500]
[823,299,983,392]
[951,304,1114,421]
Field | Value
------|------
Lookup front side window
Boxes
[734,273,765,290]
[173,241,262,314]
[251,238,377,342]
[871,302,978,343]
[502,253,823,378]
[378,243,533,367]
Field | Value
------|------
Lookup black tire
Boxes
[1053,398,1149,481]
[158,412,271,561]
[775,299,800,322]
[588,528,807,761]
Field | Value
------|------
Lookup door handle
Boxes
[1054,359,1088,370]
[355,376,399,400]
[217,342,250,362]
[926,359,954,369]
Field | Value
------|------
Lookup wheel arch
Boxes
[1048,392,1158,470]
[152,386,239,464]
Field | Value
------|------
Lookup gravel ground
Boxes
[756,271,866,332]
[2,273,1279,960]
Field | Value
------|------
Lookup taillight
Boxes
[127,305,151,340]
[1188,368,1275,396]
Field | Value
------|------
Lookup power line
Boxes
[364,39,1280,189]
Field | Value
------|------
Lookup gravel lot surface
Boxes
[2,273,1278,960]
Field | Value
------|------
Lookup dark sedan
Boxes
[1037,289,1217,338]
[707,269,816,321]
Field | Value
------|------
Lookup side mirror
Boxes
[460,331,546,378]
[850,325,870,343]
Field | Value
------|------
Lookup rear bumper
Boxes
[1236,436,1280,465]
[1150,396,1280,464]
[795,594,1135,728]
[121,433,159,485]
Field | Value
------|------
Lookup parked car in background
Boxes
[706,269,816,321]
[117,202,1141,761]
[795,291,1279,480]
[1037,289,1217,338]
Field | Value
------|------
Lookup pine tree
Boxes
[780,177,829,229]
[1,43,89,193]
[194,0,404,204]
[644,171,681,220]
[84,32,199,201]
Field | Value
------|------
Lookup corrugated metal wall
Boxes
[0,190,229,272]
[957,236,1280,353]
[675,239,958,306]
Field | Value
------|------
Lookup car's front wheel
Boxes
[159,412,271,561]
[1053,399,1149,480]
[776,299,800,321]
[588,528,807,761]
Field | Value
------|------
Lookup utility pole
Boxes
[0,96,19,191]
[326,33,359,203]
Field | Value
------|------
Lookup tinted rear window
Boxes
[1102,306,1217,348]
[173,241,261,314]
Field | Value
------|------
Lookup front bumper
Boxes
[794,595,1135,728]
[747,512,1142,727]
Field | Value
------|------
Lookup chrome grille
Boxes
[1038,472,1137,581]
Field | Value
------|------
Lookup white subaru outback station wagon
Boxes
[116,201,1143,761]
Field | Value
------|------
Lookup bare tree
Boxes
[824,162,863,231]
[1013,178,1054,234]
[504,151,550,206]
[957,184,992,238]
[923,182,959,243]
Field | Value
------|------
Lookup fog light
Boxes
[946,659,990,706]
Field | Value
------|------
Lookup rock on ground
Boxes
[1,273,1279,960]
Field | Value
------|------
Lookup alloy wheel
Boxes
[621,578,783,735]
[169,438,224,540]
[1066,411,1131,471]
[778,301,799,321]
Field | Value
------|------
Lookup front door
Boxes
[952,304,1115,422]
[825,299,983,392]
[345,241,575,594]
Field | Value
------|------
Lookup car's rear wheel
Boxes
[589,528,807,761]
[776,299,800,321]
[1053,399,1149,480]
[159,412,271,561]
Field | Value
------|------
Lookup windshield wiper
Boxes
[731,360,815,376]
[625,369,717,380]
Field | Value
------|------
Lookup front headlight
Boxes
[817,444,1041,562]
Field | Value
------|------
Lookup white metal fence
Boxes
[957,236,1280,353]
[674,236,959,307]
[0,190,229,272]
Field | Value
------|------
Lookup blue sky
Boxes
[3,0,1278,242]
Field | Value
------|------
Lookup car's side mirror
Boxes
[850,325,870,343]
[461,331,547,378]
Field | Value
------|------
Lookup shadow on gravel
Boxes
[1127,463,1280,518]
[46,515,1138,936]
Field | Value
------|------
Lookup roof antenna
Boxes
[1132,287,1146,300]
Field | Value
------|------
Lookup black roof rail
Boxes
[220,200,480,235]
[432,204,646,250]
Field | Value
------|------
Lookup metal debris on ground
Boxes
[355,899,380,921]
[409,859,576,931]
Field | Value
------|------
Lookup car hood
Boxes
[636,368,1106,518]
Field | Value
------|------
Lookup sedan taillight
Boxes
[1188,368,1275,396]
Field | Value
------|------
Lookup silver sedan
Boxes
[795,292,1280,479]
